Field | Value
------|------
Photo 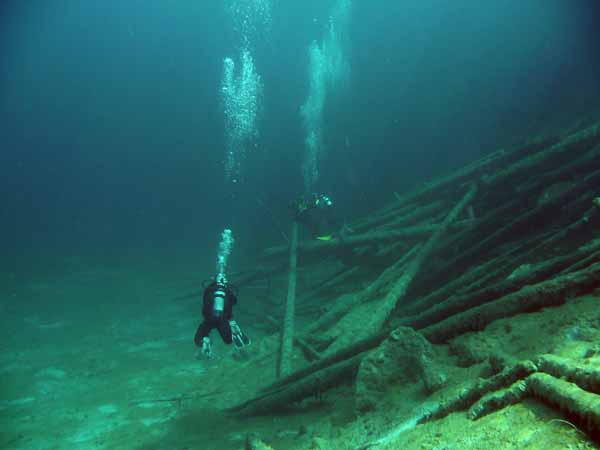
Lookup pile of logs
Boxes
[227,120,600,437]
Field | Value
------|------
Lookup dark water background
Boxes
[1,0,599,281]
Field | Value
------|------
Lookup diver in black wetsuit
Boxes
[292,193,337,240]
[194,277,250,358]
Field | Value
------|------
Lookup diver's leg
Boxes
[216,319,233,344]
[195,321,216,358]
[229,320,251,348]
[194,321,212,347]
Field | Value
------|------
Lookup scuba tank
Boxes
[212,283,227,318]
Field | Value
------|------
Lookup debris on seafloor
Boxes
[223,120,600,448]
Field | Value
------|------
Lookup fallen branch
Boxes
[421,262,600,344]
[363,355,600,448]
[484,121,600,188]
[129,388,225,407]
[227,354,363,416]
[356,360,537,449]
[314,266,361,293]
[264,316,321,361]
[410,201,598,313]
[361,184,478,336]
[403,241,600,331]
[423,360,537,422]
[261,331,389,394]
[516,142,600,195]
[359,131,566,236]
[536,354,600,395]
[400,242,524,317]
[469,373,600,436]
[261,221,469,260]
[371,201,445,233]
[434,170,600,286]
[351,201,419,235]
[302,244,420,337]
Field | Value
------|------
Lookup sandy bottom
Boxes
[1,261,599,450]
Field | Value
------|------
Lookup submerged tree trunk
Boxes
[277,221,298,378]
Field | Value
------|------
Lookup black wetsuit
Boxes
[295,195,336,238]
[194,282,237,346]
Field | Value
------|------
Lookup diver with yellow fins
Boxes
[292,193,338,241]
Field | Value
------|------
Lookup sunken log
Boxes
[278,222,299,377]
[421,261,600,344]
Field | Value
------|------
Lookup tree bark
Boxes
[421,262,600,343]
[277,221,298,378]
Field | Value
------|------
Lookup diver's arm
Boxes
[202,286,212,305]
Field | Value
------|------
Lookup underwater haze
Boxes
[1,1,600,449]
[1,0,599,275]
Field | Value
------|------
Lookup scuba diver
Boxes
[292,193,338,240]
[194,275,250,359]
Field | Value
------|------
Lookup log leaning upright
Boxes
[278,221,299,378]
